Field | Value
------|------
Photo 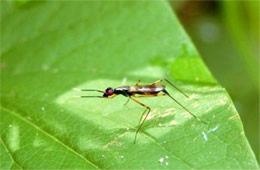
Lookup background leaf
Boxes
[0,1,258,169]
[169,0,259,161]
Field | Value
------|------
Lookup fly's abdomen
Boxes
[129,85,165,95]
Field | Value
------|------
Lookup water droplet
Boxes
[165,162,169,165]
[165,155,168,159]
[120,155,124,159]
[159,157,164,163]
[41,107,45,111]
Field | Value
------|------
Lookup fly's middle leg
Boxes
[135,80,141,86]
[130,97,151,144]
[124,97,131,106]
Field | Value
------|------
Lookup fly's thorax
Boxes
[114,86,130,95]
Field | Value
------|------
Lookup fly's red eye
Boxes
[107,90,113,95]
[105,87,114,96]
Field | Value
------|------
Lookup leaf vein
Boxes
[0,136,24,169]
[0,106,100,169]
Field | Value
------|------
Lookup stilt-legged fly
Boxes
[74,79,207,143]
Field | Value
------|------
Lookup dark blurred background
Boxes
[171,0,259,162]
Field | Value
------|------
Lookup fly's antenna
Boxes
[164,79,189,98]
[73,95,104,98]
[163,89,208,124]
[73,88,105,93]
[73,88,104,98]
[81,96,104,98]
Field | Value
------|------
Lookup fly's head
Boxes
[103,87,114,97]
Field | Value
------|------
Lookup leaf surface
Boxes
[0,1,258,169]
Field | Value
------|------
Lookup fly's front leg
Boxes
[106,94,118,99]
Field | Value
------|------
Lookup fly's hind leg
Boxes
[151,79,189,98]
[130,97,151,144]
[163,89,208,124]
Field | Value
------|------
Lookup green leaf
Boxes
[0,1,258,169]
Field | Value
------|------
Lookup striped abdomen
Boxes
[128,85,165,95]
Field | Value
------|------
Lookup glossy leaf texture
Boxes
[0,1,258,169]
